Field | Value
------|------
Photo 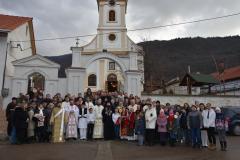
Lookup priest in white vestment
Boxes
[65,99,79,139]
[93,98,104,139]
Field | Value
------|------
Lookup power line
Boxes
[11,11,240,43]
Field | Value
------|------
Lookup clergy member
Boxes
[102,102,115,140]
[50,103,67,143]
[93,98,104,139]
[65,99,79,140]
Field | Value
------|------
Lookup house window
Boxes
[109,62,115,70]
[88,74,97,86]
[109,10,116,21]
[26,26,29,36]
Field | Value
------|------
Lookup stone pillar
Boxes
[125,71,143,97]
[129,52,138,70]
[66,68,86,96]
[71,47,83,68]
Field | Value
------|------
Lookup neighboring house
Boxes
[180,73,219,95]
[211,66,240,96]
[152,77,201,95]
[0,14,36,107]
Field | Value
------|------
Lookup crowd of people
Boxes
[6,88,228,151]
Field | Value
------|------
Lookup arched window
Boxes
[88,74,97,86]
[27,72,45,95]
[109,10,116,21]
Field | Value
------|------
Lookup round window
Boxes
[109,0,115,6]
[109,34,116,41]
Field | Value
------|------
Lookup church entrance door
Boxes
[106,73,118,92]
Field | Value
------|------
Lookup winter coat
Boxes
[180,113,188,129]
[145,107,157,129]
[215,113,228,131]
[13,107,28,129]
[202,109,216,128]
[187,111,202,129]
[157,115,167,133]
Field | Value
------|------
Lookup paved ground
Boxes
[0,136,239,160]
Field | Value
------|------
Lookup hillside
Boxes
[138,36,240,89]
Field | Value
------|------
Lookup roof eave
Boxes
[0,29,11,33]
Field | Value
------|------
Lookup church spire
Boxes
[97,0,128,11]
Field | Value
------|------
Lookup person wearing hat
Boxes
[215,107,228,151]
[167,109,178,147]
[157,109,168,146]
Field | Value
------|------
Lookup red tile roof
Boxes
[212,66,240,81]
[0,14,32,31]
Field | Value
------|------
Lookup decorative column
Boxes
[66,45,86,96]
[66,68,86,96]
[125,71,143,97]
[71,46,83,68]
[129,52,138,70]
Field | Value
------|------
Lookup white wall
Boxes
[57,78,67,96]
[6,23,33,77]
[141,94,240,107]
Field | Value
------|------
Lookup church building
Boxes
[1,0,144,107]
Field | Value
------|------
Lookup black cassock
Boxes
[13,107,28,144]
[102,108,115,140]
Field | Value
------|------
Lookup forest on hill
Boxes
[139,36,240,88]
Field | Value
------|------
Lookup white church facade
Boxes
[1,0,144,107]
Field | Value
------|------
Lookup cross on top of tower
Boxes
[75,37,80,47]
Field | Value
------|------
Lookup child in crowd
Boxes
[167,109,177,147]
[33,104,46,143]
[112,108,121,139]
[157,109,168,146]
[135,112,145,146]
[215,107,228,151]
[87,107,96,140]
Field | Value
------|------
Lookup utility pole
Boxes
[187,65,192,95]
[212,55,225,95]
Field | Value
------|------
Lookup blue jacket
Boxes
[135,117,145,135]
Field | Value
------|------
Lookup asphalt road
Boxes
[0,136,239,160]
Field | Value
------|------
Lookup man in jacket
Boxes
[202,103,216,150]
[6,97,17,137]
[145,99,157,146]
[187,105,202,148]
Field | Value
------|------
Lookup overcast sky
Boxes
[0,0,240,56]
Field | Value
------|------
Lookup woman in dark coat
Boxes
[102,102,115,140]
[13,103,28,144]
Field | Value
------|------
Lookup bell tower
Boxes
[96,0,128,52]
